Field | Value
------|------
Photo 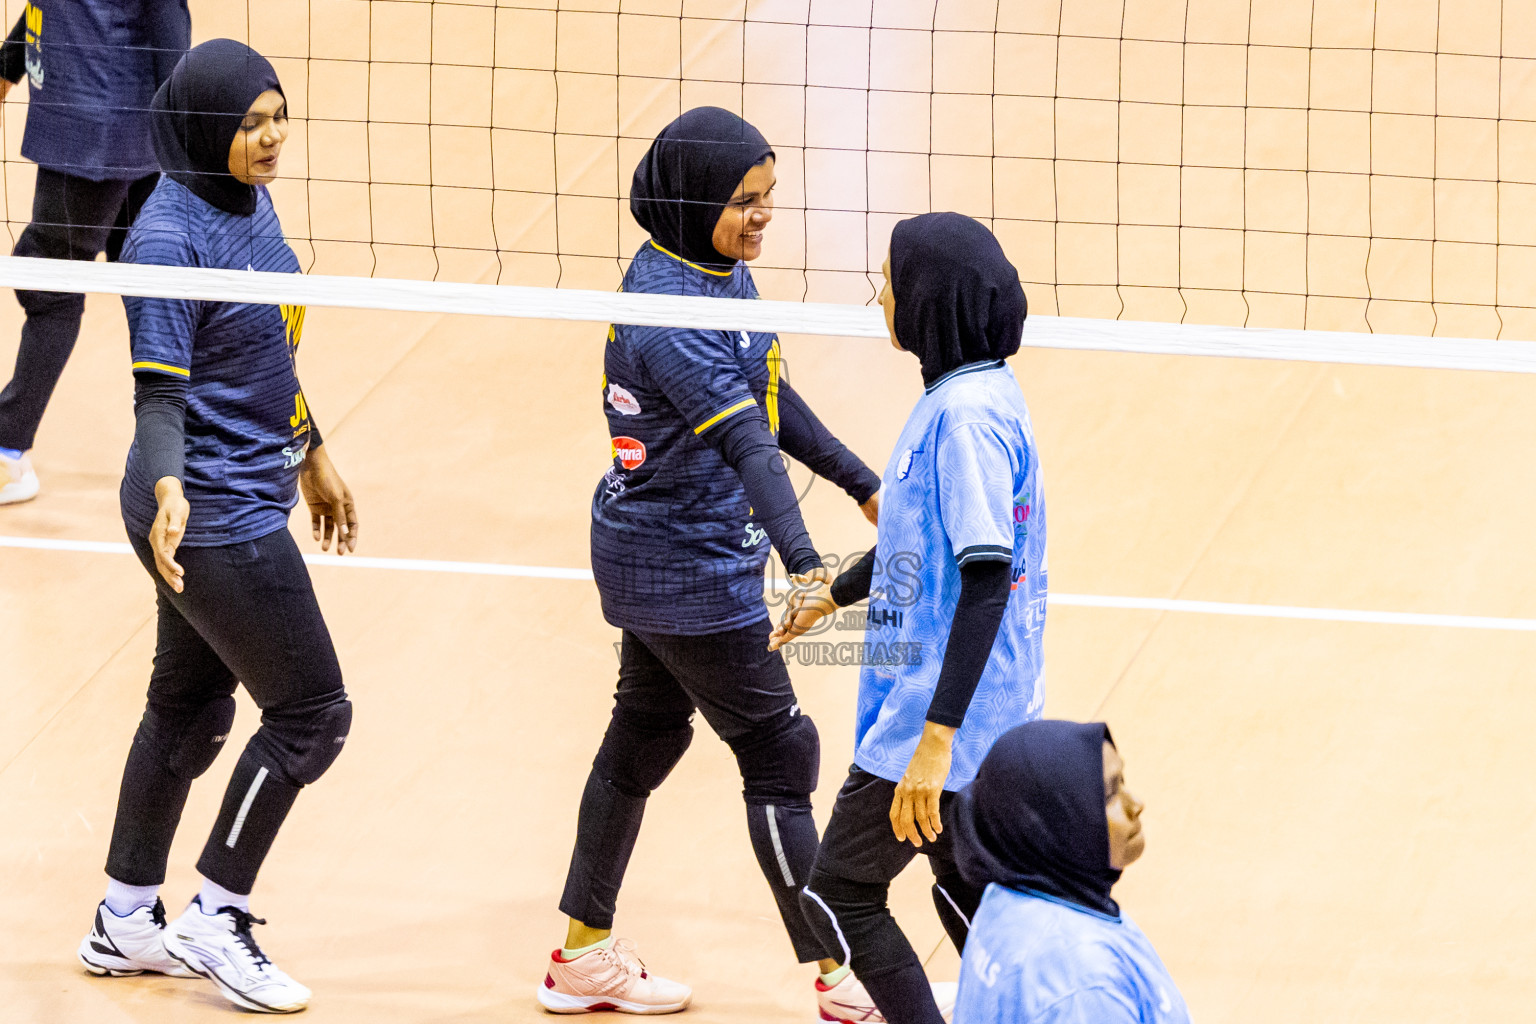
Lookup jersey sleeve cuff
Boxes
[955,543,1012,567]
[693,397,757,435]
[131,360,191,379]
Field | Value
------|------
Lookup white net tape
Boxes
[3,254,1535,374]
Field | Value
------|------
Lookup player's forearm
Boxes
[775,379,880,503]
[708,408,822,576]
[1,10,26,86]
[829,546,876,606]
[133,373,189,484]
[926,559,1011,727]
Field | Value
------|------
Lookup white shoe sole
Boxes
[165,942,309,1014]
[537,984,691,1015]
[0,474,39,505]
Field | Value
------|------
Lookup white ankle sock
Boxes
[104,879,160,917]
[198,878,250,915]
[561,936,614,959]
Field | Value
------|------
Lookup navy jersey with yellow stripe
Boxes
[120,176,312,547]
[592,240,784,634]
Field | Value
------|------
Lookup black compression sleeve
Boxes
[133,373,188,485]
[830,546,876,607]
[926,559,1012,728]
[703,405,823,577]
[1,11,25,85]
[308,421,323,449]
[776,379,881,503]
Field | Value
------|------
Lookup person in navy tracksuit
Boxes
[0,0,189,503]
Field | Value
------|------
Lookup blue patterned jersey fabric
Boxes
[20,0,187,180]
[591,240,785,635]
[120,177,312,547]
[954,884,1192,1024]
[853,360,1046,789]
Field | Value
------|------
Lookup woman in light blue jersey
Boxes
[950,720,1192,1024]
[770,212,1043,1023]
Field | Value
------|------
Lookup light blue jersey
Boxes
[853,360,1046,790]
[954,884,1192,1024]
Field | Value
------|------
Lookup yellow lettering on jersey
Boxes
[280,304,307,349]
[765,339,782,435]
[289,392,309,430]
[25,2,40,43]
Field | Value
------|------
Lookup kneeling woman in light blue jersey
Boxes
[950,721,1191,1024]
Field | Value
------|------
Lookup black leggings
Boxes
[559,619,830,963]
[0,167,157,451]
[107,526,352,895]
[800,768,988,1024]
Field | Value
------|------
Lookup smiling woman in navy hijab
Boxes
[950,720,1192,1023]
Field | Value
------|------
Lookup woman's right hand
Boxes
[150,476,189,593]
[768,578,838,651]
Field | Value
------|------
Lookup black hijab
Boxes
[889,212,1027,386]
[630,106,774,268]
[952,720,1123,919]
[152,39,284,217]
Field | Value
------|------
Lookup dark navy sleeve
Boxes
[1,10,23,85]
[146,1,192,88]
[926,561,1011,727]
[634,325,759,437]
[777,378,881,503]
[831,546,876,606]
[124,230,200,380]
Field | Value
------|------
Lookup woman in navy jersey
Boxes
[540,107,882,1014]
[0,1,189,504]
[75,40,355,1016]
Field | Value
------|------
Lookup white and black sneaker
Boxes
[77,898,198,977]
[162,896,311,1013]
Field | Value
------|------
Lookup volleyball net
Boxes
[2,0,1536,371]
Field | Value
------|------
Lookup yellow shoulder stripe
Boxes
[131,360,191,378]
[694,398,757,435]
[649,239,734,277]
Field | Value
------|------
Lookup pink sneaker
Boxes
[816,972,957,1022]
[537,939,692,1014]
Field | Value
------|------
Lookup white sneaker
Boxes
[162,896,311,1013]
[0,450,39,505]
[77,899,197,977]
[816,972,957,1022]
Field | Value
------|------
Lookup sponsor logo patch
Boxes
[897,448,915,480]
[611,436,647,470]
[606,382,642,416]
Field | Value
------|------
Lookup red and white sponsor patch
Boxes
[611,436,647,470]
[606,382,641,416]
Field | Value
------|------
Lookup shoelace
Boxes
[608,939,648,980]
[217,907,273,970]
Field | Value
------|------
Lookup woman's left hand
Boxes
[299,444,358,553]
[859,487,879,526]
[890,722,955,847]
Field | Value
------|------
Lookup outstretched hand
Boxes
[768,573,838,651]
[299,444,358,553]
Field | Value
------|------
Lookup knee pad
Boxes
[272,698,353,786]
[143,696,236,781]
[734,710,820,805]
[593,705,694,798]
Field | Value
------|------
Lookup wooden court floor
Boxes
[3,292,1536,1022]
[3,1,1536,1020]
